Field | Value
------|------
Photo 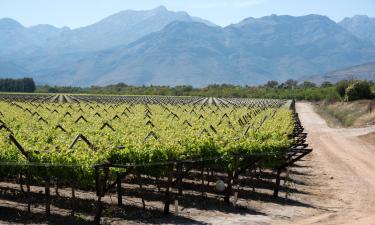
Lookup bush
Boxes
[321,81,333,88]
[336,80,351,97]
[265,80,278,88]
[299,81,317,88]
[345,80,372,101]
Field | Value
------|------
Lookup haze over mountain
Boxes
[0,6,375,86]
[339,15,375,45]
[303,61,375,84]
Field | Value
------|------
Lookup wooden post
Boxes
[206,168,210,188]
[94,165,109,224]
[117,173,122,206]
[177,162,183,196]
[45,177,50,216]
[71,182,75,216]
[273,168,282,198]
[19,173,25,193]
[201,164,205,197]
[26,173,31,213]
[163,164,174,215]
[224,170,233,204]
[137,172,146,210]
[233,155,239,204]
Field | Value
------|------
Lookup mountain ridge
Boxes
[1,7,375,86]
[302,61,375,83]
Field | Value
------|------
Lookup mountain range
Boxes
[1,6,375,86]
[303,61,375,84]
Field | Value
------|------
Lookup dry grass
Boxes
[314,100,375,127]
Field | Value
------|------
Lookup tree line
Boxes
[0,77,373,101]
[36,79,375,101]
[0,78,36,92]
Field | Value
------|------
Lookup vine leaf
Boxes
[55,124,67,133]
[75,115,88,123]
[112,115,120,120]
[64,111,72,117]
[69,134,95,150]
[0,124,13,134]
[199,128,210,137]
[100,122,115,131]
[182,120,192,127]
[38,117,48,124]
[145,120,155,127]
[144,131,158,141]
[209,125,218,134]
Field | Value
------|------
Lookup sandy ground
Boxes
[280,102,375,225]
[1,102,375,225]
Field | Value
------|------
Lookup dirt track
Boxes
[284,102,375,225]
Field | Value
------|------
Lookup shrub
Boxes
[265,80,279,88]
[345,80,372,101]
[336,80,351,97]
[321,81,333,88]
[299,81,317,88]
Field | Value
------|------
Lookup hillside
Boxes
[1,7,375,86]
[339,15,375,45]
[303,61,375,83]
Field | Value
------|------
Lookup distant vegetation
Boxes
[0,77,36,92]
[35,79,374,102]
[0,77,371,102]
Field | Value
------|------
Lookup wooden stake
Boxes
[117,174,122,206]
[71,182,75,216]
[45,177,50,216]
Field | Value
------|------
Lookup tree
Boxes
[335,80,351,97]
[345,80,372,101]
[0,77,36,92]
[284,79,298,88]
[321,81,333,88]
[300,81,317,88]
[265,80,279,88]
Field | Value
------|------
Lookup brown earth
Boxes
[278,102,375,225]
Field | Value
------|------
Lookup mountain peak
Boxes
[339,15,375,45]
[0,18,23,29]
[152,5,168,12]
[232,14,333,29]
[343,15,371,21]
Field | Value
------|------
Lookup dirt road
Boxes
[285,102,375,225]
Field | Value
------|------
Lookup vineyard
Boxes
[0,94,311,224]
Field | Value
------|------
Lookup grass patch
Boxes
[315,100,375,127]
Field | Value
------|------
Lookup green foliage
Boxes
[299,81,316,88]
[321,81,333,88]
[335,80,351,97]
[33,79,375,102]
[36,84,342,102]
[265,80,279,88]
[0,78,36,92]
[345,80,372,101]
[283,79,298,88]
[0,98,294,187]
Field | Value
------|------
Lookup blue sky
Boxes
[1,0,375,28]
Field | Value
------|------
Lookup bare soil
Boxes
[278,102,375,225]
[1,102,375,225]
